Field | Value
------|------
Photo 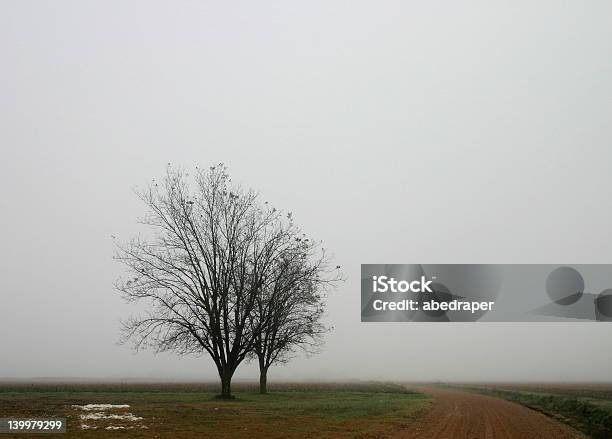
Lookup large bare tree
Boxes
[253,236,341,394]
[114,164,304,398]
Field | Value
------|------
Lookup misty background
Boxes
[1,1,611,383]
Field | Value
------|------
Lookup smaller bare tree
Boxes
[253,230,341,394]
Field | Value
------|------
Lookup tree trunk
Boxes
[219,368,233,399]
[259,367,268,394]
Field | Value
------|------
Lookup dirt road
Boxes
[396,387,584,439]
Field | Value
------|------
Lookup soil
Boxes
[395,387,584,439]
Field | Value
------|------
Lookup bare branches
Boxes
[114,164,337,398]
[252,229,343,380]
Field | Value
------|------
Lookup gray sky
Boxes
[1,0,612,383]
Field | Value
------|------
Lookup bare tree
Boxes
[114,164,302,398]
[253,233,341,394]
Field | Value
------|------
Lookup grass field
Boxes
[462,384,612,439]
[0,382,430,438]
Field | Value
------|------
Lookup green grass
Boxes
[0,382,431,438]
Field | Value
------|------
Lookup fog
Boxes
[1,0,612,383]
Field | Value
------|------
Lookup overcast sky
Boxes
[1,1,612,383]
